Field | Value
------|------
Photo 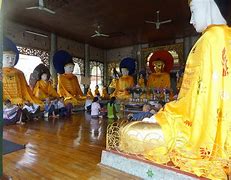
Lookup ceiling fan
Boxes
[26,0,56,14]
[91,25,109,38]
[145,11,172,29]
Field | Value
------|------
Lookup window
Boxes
[15,54,42,83]
[90,61,103,94]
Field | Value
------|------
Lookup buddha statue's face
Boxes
[153,60,165,73]
[64,63,74,74]
[41,73,48,81]
[121,68,129,76]
[3,51,16,68]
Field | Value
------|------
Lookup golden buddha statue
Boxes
[86,88,94,98]
[53,50,85,106]
[33,70,59,101]
[113,58,135,100]
[101,86,110,100]
[3,37,43,106]
[94,85,100,96]
[138,73,145,88]
[113,0,231,179]
[147,50,173,90]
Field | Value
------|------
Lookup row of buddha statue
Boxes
[3,38,86,107]
[108,50,175,101]
[3,37,177,108]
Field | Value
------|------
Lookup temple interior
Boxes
[1,0,231,179]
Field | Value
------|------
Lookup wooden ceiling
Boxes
[3,0,204,49]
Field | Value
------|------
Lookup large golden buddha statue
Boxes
[113,58,135,100]
[110,0,231,179]
[147,50,173,90]
[2,37,42,106]
[53,50,85,106]
[32,64,59,101]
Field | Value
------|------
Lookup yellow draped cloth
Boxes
[57,73,85,106]
[119,25,231,179]
[3,67,43,106]
[147,72,171,89]
[114,75,134,100]
[33,80,59,101]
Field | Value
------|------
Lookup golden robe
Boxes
[114,75,134,100]
[57,73,85,106]
[33,80,59,101]
[119,25,231,179]
[101,87,110,100]
[147,72,171,89]
[86,89,94,98]
[3,67,43,106]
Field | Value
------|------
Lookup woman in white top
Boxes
[91,97,101,118]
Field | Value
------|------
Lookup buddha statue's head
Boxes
[3,51,17,68]
[148,50,174,74]
[3,37,19,68]
[121,68,129,76]
[64,63,74,74]
[41,73,48,81]
[120,57,136,76]
[153,60,165,73]
[189,0,227,33]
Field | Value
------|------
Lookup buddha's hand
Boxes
[142,116,157,123]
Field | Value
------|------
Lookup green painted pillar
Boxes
[0,0,3,177]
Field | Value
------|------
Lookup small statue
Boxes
[86,88,94,98]
[101,86,110,100]
[147,50,173,90]
[32,64,59,101]
[94,85,100,97]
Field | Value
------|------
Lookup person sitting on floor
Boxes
[44,98,58,118]
[22,100,41,121]
[3,99,24,125]
[57,97,68,117]
[91,97,102,118]
[107,96,119,120]
[127,104,156,121]
[85,95,92,112]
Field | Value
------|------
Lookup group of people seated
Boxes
[3,97,72,126]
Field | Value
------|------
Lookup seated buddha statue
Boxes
[138,73,145,88]
[86,88,94,98]
[114,0,231,179]
[147,50,173,90]
[94,85,100,96]
[33,66,59,101]
[2,37,43,106]
[101,86,110,100]
[53,50,85,106]
[113,58,135,100]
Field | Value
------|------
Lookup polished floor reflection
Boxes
[3,112,139,179]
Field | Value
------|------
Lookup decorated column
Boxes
[50,33,57,88]
[84,43,90,93]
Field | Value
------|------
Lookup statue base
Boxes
[100,150,208,180]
